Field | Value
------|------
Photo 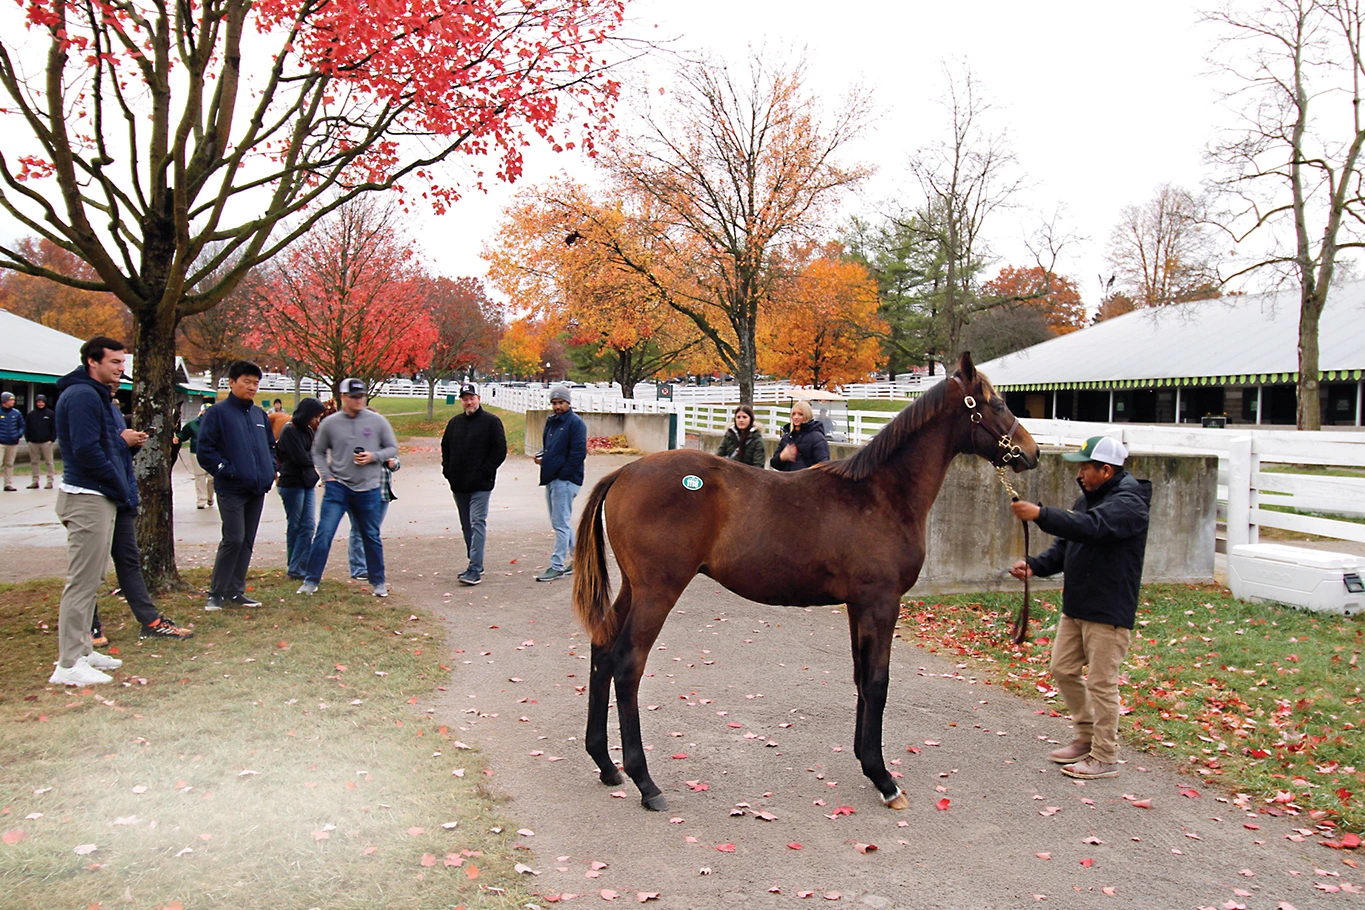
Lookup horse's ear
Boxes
[958,351,976,383]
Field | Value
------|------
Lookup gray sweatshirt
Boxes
[312,408,399,492]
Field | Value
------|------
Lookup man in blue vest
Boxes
[534,385,586,582]
[197,360,276,610]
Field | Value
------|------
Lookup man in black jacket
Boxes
[197,361,276,611]
[441,384,506,586]
[1009,435,1152,781]
[24,394,57,489]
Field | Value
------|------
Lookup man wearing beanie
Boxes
[534,385,586,582]
[1008,435,1152,780]
[0,391,24,491]
[25,394,57,488]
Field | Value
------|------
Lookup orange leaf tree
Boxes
[758,244,885,388]
[0,237,131,342]
[485,179,703,396]
[495,317,551,380]
[0,0,626,587]
[981,266,1087,336]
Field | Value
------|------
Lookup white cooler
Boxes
[1227,543,1365,615]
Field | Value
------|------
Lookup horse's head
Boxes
[951,352,1039,473]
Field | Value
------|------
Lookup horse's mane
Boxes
[823,378,952,482]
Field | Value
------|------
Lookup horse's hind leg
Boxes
[850,597,909,809]
[611,586,678,811]
[585,578,631,786]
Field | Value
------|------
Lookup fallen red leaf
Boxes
[1080,858,1094,868]
[1179,788,1200,798]
[636,893,660,903]
[671,753,688,760]
[1130,799,1152,810]
[788,843,803,850]
[1,830,25,845]
[935,798,950,811]
[716,843,736,853]
[600,889,617,901]
[854,843,878,853]
[466,864,480,880]
[420,854,436,867]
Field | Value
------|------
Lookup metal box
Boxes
[1228,543,1364,615]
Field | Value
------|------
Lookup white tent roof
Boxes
[978,282,1365,388]
[0,308,87,379]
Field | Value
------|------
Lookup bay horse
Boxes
[571,353,1039,811]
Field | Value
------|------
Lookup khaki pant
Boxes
[1050,614,1132,764]
[26,440,55,485]
[0,443,16,488]
[56,491,117,668]
[181,448,214,507]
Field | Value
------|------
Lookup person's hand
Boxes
[779,443,797,462]
[385,458,397,470]
[533,454,542,465]
[1009,559,1033,580]
[354,451,374,465]
[121,428,148,447]
[1011,500,1041,522]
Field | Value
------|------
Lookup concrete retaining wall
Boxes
[692,430,1217,594]
[525,411,674,455]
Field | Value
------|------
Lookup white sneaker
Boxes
[296,581,318,595]
[82,651,123,671]
[50,661,113,686]
[372,583,389,598]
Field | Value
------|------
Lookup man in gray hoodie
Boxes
[297,378,398,597]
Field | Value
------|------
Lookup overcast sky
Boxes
[416,0,1224,307]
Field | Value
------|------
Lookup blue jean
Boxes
[278,485,316,578]
[545,479,580,571]
[455,490,491,576]
[349,498,389,577]
[306,483,384,586]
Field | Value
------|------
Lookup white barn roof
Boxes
[0,308,88,381]
[979,282,1365,390]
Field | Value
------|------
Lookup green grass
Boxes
[845,398,912,412]
[902,584,1365,832]
[1263,464,1365,479]
[0,571,531,910]
[368,399,525,454]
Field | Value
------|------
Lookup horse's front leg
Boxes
[611,595,674,811]
[586,641,624,785]
[847,606,866,762]
[851,598,909,809]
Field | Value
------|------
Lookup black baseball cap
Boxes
[458,383,478,397]
[340,378,366,396]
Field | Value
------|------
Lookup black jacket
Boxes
[276,398,325,488]
[442,407,508,493]
[24,406,56,443]
[197,394,276,496]
[718,424,766,468]
[539,408,587,486]
[770,419,830,472]
[53,367,133,506]
[1026,469,1153,629]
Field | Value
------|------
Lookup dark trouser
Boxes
[107,507,159,626]
[210,488,265,598]
[306,483,384,586]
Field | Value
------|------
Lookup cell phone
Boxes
[534,450,545,458]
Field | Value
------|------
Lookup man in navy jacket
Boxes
[1009,435,1152,782]
[0,391,24,491]
[197,360,276,610]
[49,336,133,686]
[534,385,586,582]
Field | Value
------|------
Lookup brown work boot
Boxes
[1061,758,1120,780]
[1048,738,1091,764]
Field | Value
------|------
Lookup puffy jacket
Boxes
[180,416,202,454]
[0,405,23,445]
[53,367,133,506]
[197,394,276,496]
[442,406,508,493]
[718,423,766,468]
[1026,469,1153,629]
[539,408,587,486]
[25,406,56,444]
[770,419,830,472]
[276,398,325,489]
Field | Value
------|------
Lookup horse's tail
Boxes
[573,467,623,647]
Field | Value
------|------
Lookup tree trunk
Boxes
[427,379,436,420]
[293,374,302,409]
[132,310,184,591]
[1297,287,1325,430]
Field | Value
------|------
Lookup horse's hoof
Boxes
[641,792,667,812]
[883,789,909,810]
[600,768,625,786]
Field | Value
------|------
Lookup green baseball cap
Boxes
[1061,435,1128,466]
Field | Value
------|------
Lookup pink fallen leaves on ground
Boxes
[853,843,878,854]
[1,830,26,845]
[685,781,709,792]
[1129,799,1153,810]
[788,843,804,850]
[636,892,660,902]
[716,843,736,853]
[1179,788,1201,798]
[1079,858,1094,868]
[420,854,436,867]
[936,798,951,811]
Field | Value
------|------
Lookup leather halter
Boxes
[953,373,1032,645]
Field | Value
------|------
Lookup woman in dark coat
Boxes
[770,399,830,471]
[717,404,766,468]
[276,397,325,579]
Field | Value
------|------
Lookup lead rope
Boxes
[996,467,1030,645]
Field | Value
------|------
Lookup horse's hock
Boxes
[693,431,1218,594]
